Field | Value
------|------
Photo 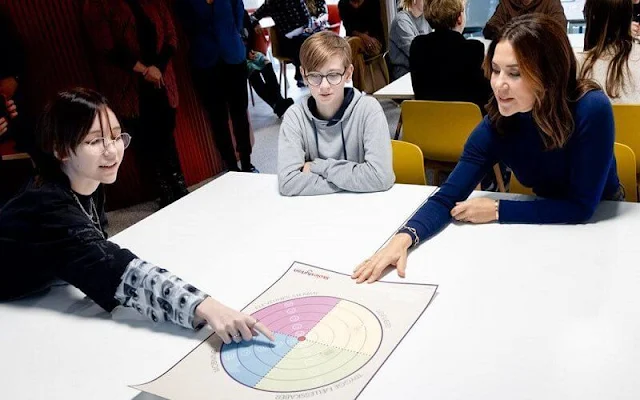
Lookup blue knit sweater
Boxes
[177,0,246,68]
[405,90,620,242]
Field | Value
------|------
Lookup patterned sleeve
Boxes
[114,259,209,330]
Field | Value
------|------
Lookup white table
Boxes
[3,172,640,399]
[374,34,585,100]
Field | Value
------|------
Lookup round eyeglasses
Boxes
[305,70,346,87]
[83,132,132,155]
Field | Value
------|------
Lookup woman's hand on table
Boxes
[451,198,498,224]
[352,233,412,283]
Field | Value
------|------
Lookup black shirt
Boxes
[338,0,384,46]
[410,30,491,114]
[0,179,136,311]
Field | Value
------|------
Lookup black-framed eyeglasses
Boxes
[305,70,347,87]
[83,132,132,155]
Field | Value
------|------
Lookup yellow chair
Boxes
[391,140,426,185]
[612,104,640,176]
[614,142,638,202]
[400,100,505,190]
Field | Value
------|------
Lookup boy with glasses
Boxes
[277,31,394,196]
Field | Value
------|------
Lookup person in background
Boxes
[0,6,23,139]
[0,88,275,345]
[389,0,430,81]
[482,0,567,41]
[305,0,330,31]
[243,11,294,118]
[338,0,386,93]
[354,15,622,283]
[250,0,316,87]
[278,31,394,196]
[83,0,189,208]
[578,0,640,103]
[178,0,258,172]
[410,0,490,112]
[0,6,31,206]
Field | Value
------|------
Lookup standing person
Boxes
[354,15,622,283]
[338,0,386,93]
[0,88,275,344]
[0,6,24,139]
[482,0,567,41]
[179,0,257,172]
[389,0,430,80]
[82,0,189,208]
[578,0,640,103]
[0,6,31,206]
[305,0,330,31]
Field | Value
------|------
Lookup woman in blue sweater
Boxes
[353,14,622,283]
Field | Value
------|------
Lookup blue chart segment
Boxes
[220,296,383,392]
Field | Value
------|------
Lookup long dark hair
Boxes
[483,14,600,150]
[34,88,112,181]
[580,0,634,99]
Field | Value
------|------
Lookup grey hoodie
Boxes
[277,88,395,196]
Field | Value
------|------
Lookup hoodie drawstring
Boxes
[312,120,347,160]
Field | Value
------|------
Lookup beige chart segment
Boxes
[255,300,383,391]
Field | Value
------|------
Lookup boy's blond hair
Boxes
[424,0,464,30]
[299,31,352,72]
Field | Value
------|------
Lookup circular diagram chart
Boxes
[220,296,383,392]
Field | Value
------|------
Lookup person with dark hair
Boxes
[0,88,274,344]
[82,0,189,207]
[178,0,258,172]
[482,0,567,41]
[243,10,294,118]
[354,14,622,283]
[578,0,640,103]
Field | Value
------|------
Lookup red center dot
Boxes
[298,336,306,342]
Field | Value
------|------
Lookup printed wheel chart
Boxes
[220,296,383,392]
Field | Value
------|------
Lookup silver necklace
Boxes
[71,191,105,239]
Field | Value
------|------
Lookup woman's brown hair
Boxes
[483,14,600,150]
[580,0,634,99]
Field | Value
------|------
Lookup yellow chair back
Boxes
[391,140,427,185]
[612,105,640,174]
[400,100,483,162]
[614,142,638,202]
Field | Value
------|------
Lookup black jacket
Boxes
[0,179,136,311]
[409,30,491,114]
